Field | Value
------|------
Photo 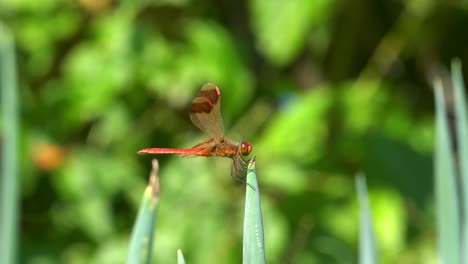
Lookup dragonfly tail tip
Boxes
[137,149,147,155]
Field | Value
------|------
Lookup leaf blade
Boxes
[356,174,379,264]
[242,158,266,264]
[177,249,186,264]
[434,79,461,264]
[0,23,19,264]
[127,160,160,264]
[451,59,468,264]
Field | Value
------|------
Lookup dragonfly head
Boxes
[239,141,252,156]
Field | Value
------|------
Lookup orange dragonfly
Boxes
[138,83,253,179]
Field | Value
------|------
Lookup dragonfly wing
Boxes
[189,83,225,138]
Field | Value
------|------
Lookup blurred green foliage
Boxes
[1,0,467,263]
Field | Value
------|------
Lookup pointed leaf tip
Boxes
[149,159,160,200]
[356,174,379,264]
[243,157,266,264]
[177,249,186,264]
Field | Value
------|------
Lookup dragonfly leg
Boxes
[233,156,249,171]
[237,156,250,165]
[231,158,255,190]
[230,160,246,182]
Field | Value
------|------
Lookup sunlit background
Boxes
[2,0,467,263]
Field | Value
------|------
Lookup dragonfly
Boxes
[138,83,253,180]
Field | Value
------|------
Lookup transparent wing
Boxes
[189,83,224,138]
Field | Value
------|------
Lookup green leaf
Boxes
[257,87,332,162]
[249,0,334,66]
[243,158,266,264]
[0,23,19,264]
[177,249,186,264]
[434,78,461,264]
[451,59,468,264]
[355,174,378,264]
[127,160,160,264]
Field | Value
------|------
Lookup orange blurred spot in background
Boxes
[32,143,67,172]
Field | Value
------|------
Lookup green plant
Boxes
[433,60,466,264]
[127,158,266,264]
[177,249,186,264]
[356,174,378,264]
[0,23,19,264]
[127,160,159,264]
[355,61,468,264]
[242,158,266,264]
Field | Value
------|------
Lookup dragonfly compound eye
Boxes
[240,141,252,156]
